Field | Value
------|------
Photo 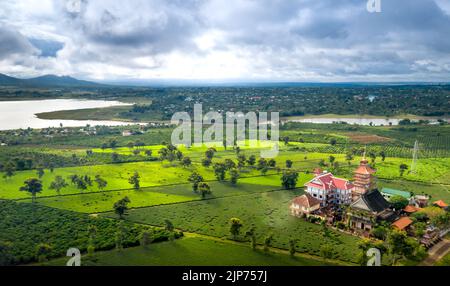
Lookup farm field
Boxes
[104,189,362,263]
[23,174,294,213]
[41,236,342,266]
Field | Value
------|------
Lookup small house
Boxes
[392,217,413,232]
[290,194,321,217]
[433,200,448,210]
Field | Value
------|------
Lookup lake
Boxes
[0,99,135,130]
[284,117,448,126]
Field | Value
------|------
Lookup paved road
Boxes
[421,239,450,266]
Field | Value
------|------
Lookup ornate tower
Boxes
[352,151,377,201]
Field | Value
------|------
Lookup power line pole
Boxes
[411,140,419,174]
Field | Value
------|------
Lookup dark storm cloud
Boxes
[2,0,450,80]
[0,26,36,59]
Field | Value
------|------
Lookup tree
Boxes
[133,149,141,156]
[289,239,297,256]
[49,176,68,195]
[198,182,211,199]
[127,141,135,149]
[35,243,52,262]
[229,168,240,185]
[386,229,414,265]
[87,225,97,256]
[115,221,126,251]
[36,168,45,179]
[114,196,131,219]
[281,171,299,190]
[399,164,408,176]
[145,149,153,157]
[164,220,174,232]
[188,171,204,192]
[379,151,386,162]
[245,228,257,250]
[182,156,192,167]
[111,152,120,163]
[20,178,43,203]
[2,162,15,180]
[283,136,290,146]
[345,153,353,165]
[202,157,212,168]
[95,175,108,190]
[205,148,216,160]
[268,159,276,168]
[140,230,153,247]
[224,159,236,170]
[247,155,256,166]
[257,158,268,174]
[263,235,273,252]
[328,155,336,164]
[237,154,246,169]
[229,218,243,239]
[109,139,118,149]
[330,138,337,146]
[286,160,293,168]
[390,195,409,210]
[213,163,227,181]
[101,143,108,151]
[369,152,377,164]
[128,172,140,190]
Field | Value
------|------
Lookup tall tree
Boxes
[20,178,43,203]
[281,171,299,190]
[188,171,204,192]
[229,218,243,239]
[95,175,108,191]
[128,172,141,190]
[198,182,211,199]
[113,196,131,219]
[49,176,68,195]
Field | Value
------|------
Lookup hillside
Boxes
[0,73,105,88]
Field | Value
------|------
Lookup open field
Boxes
[105,189,362,263]
[41,236,344,266]
[23,174,291,213]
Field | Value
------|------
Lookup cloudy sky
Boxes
[1,0,450,82]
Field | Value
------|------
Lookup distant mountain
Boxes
[0,73,22,86]
[0,73,105,88]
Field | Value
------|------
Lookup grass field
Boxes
[105,189,362,263]
[42,236,343,266]
[24,174,293,213]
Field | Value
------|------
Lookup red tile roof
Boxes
[292,193,321,208]
[305,173,353,191]
[433,200,448,208]
[392,217,413,230]
[403,205,421,213]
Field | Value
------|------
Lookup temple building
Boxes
[352,153,377,201]
[304,171,354,207]
[347,189,396,232]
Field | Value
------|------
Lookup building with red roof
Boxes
[304,171,354,207]
[433,200,448,209]
[290,193,321,216]
[392,217,414,231]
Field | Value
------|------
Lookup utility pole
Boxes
[411,140,419,174]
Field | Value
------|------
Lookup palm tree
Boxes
[20,178,43,203]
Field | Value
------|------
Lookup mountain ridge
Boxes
[0,73,105,87]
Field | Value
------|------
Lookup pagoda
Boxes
[352,151,377,201]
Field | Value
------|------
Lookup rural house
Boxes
[290,194,321,216]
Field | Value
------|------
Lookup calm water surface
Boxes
[0,99,135,130]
